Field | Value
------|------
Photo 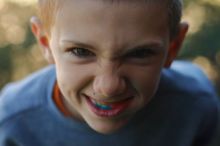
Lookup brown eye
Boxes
[70,48,95,58]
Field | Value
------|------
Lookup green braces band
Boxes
[95,102,112,110]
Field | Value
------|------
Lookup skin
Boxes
[31,0,188,134]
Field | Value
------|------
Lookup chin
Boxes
[87,117,130,134]
[90,124,123,135]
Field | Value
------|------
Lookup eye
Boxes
[68,47,95,58]
[126,48,156,59]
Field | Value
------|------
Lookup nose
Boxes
[93,69,126,98]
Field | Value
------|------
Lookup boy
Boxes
[0,0,219,145]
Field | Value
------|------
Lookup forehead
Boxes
[51,0,170,51]
[56,0,169,24]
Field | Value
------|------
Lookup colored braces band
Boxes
[95,102,112,110]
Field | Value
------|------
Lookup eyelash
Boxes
[125,48,156,59]
[66,47,156,61]
[67,47,95,58]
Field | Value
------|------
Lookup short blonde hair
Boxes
[38,0,61,36]
[38,0,182,38]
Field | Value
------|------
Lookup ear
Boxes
[30,16,55,64]
[164,22,189,68]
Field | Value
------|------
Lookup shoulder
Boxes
[159,61,219,120]
[158,61,220,142]
[159,61,219,126]
[160,61,217,97]
[0,65,56,124]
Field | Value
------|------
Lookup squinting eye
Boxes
[69,48,95,58]
[126,48,156,59]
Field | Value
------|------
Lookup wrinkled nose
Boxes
[93,72,126,98]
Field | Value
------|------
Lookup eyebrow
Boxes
[60,40,96,50]
[125,41,166,54]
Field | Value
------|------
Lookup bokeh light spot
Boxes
[1,13,19,30]
[183,3,206,34]
[6,25,26,45]
[0,1,5,10]
[7,0,37,6]
[202,0,220,6]
[193,56,218,82]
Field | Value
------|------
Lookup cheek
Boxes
[128,66,162,102]
[138,74,161,100]
[55,62,95,97]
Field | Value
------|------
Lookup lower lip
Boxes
[85,96,132,117]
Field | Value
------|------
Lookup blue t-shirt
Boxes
[0,61,219,146]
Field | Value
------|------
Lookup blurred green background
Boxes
[0,0,219,145]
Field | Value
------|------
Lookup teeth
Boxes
[91,99,107,106]
[91,99,97,104]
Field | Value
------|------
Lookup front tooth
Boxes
[91,99,96,104]
[91,98,107,106]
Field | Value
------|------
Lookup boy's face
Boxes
[33,0,187,134]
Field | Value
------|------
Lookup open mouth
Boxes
[84,95,133,117]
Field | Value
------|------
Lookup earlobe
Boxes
[30,16,55,64]
[164,22,189,68]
